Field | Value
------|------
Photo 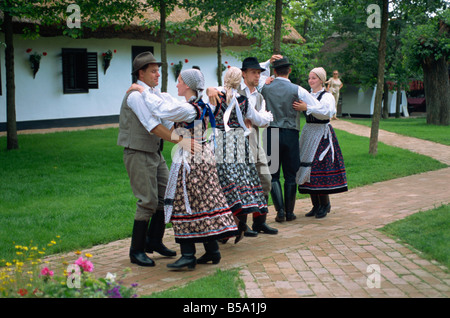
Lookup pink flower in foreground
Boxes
[75,257,94,272]
[40,267,54,277]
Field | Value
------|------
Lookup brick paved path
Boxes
[46,120,450,298]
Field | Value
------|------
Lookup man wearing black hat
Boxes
[117,52,177,267]
[261,56,321,223]
[239,57,278,236]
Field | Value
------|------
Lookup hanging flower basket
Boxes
[102,49,116,74]
[172,60,183,81]
[26,48,47,79]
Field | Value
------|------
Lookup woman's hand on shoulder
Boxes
[126,83,145,94]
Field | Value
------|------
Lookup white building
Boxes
[340,84,409,118]
[0,8,303,131]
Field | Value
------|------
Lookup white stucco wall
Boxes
[0,34,246,124]
[341,84,408,117]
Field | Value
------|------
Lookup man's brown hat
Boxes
[131,52,162,74]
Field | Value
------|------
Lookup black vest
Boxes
[303,91,330,124]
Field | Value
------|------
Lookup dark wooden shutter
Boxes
[62,48,88,94]
[87,52,98,89]
[62,49,98,93]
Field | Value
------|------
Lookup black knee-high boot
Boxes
[305,194,320,217]
[197,241,221,264]
[130,220,155,267]
[271,181,285,222]
[284,183,297,221]
[252,214,278,234]
[146,209,177,257]
[235,214,248,244]
[316,194,331,219]
[167,242,196,270]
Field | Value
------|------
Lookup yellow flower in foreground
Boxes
[85,253,93,258]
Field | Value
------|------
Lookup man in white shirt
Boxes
[261,57,322,223]
[118,52,180,267]
[206,56,281,237]
[239,57,278,236]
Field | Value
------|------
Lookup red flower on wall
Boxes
[185,59,189,63]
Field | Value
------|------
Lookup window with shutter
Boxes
[87,52,98,89]
[62,48,98,94]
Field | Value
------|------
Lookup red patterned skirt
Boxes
[166,144,238,243]
[297,124,348,194]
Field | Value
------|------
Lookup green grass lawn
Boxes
[343,117,450,146]
[146,268,245,298]
[0,123,448,298]
[0,127,446,261]
[380,204,449,270]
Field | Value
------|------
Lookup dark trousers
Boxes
[264,127,300,184]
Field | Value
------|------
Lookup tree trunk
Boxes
[395,85,401,118]
[160,0,168,93]
[273,0,282,54]
[382,81,389,119]
[303,18,309,38]
[369,0,388,155]
[217,22,222,86]
[4,12,18,150]
[422,56,450,125]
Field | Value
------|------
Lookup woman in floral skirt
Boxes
[213,66,273,243]
[131,68,238,270]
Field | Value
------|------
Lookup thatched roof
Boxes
[5,6,304,48]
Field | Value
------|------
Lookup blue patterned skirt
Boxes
[215,130,268,216]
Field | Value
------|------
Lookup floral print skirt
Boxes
[166,144,238,244]
[215,132,268,217]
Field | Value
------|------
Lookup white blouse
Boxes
[127,80,173,132]
[305,88,336,120]
[209,85,273,128]
[141,90,200,123]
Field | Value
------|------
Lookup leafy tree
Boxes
[139,0,181,92]
[183,0,266,85]
[1,0,67,150]
[369,0,389,155]
[233,0,320,85]
[0,0,142,150]
[401,8,449,125]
